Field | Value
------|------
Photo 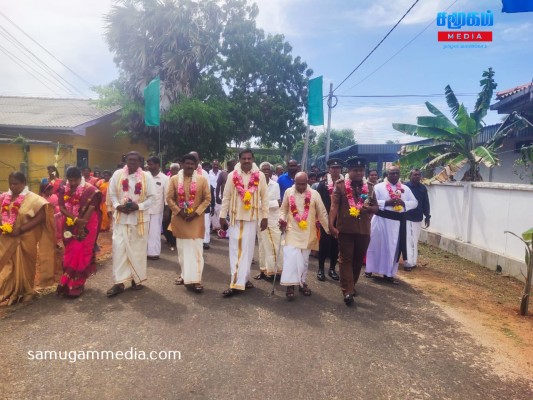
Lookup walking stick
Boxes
[270,231,284,296]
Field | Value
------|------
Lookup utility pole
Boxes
[325,82,337,162]
[301,119,310,171]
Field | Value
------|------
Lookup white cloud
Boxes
[341,0,445,29]
[330,102,430,143]
[0,0,116,98]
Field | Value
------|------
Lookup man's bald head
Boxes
[294,172,308,193]
[387,166,400,184]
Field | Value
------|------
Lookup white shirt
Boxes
[109,169,156,225]
[208,169,220,189]
[148,171,169,215]
[266,179,281,209]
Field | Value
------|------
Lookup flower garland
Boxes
[233,170,260,210]
[0,192,26,234]
[289,189,311,230]
[386,181,404,211]
[176,170,197,214]
[63,179,86,218]
[121,165,144,202]
[345,179,368,218]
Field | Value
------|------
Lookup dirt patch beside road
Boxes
[399,243,533,383]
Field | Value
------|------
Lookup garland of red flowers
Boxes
[233,170,260,210]
[345,179,368,218]
[121,165,143,197]
[289,189,311,230]
[0,193,26,234]
[176,170,197,214]
[63,179,88,228]
[386,181,404,211]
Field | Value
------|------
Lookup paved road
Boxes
[1,234,532,400]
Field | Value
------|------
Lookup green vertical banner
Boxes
[308,76,324,126]
[144,78,160,126]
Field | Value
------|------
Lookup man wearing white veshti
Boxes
[190,151,212,250]
[146,156,169,260]
[107,151,156,297]
[365,166,418,285]
[219,149,268,297]
[254,162,283,280]
[167,153,211,292]
[279,172,329,300]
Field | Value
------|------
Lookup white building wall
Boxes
[423,182,533,281]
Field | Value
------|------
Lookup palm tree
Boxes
[393,68,523,181]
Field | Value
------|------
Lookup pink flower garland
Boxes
[386,181,404,211]
[0,193,26,234]
[176,171,197,214]
[233,170,260,210]
[345,179,368,218]
[64,182,86,217]
[289,190,311,230]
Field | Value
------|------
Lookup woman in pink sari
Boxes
[56,167,101,297]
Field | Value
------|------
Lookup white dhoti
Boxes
[204,213,211,244]
[366,215,400,277]
[228,220,257,290]
[147,212,163,257]
[280,245,311,287]
[112,223,149,284]
[405,220,422,268]
[176,238,204,284]
[258,225,283,276]
[211,204,221,230]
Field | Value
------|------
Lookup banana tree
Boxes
[393,68,523,181]
[505,228,533,316]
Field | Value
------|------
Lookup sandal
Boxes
[254,273,266,280]
[131,280,144,290]
[194,284,204,293]
[299,284,312,296]
[286,286,295,301]
[174,276,184,285]
[245,281,254,289]
[106,283,125,297]
[222,288,236,297]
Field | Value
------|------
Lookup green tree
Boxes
[393,68,519,181]
[98,0,312,160]
[311,129,356,159]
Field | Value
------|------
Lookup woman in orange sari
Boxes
[96,170,112,232]
[56,167,101,297]
[0,172,56,306]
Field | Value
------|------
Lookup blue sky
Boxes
[1,0,532,143]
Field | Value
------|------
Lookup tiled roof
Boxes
[0,96,120,133]
[495,82,533,100]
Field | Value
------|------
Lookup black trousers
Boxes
[318,226,338,270]
[162,209,175,247]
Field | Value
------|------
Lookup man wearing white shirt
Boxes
[106,151,156,297]
[255,162,283,280]
[146,156,169,260]
[209,159,222,232]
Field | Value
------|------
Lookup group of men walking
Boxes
[103,148,430,307]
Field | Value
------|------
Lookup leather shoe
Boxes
[316,269,326,281]
[328,269,340,281]
[106,283,125,297]
[344,294,354,306]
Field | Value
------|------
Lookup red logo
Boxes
[438,31,492,42]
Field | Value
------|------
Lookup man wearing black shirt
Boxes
[404,169,431,271]
[316,158,343,281]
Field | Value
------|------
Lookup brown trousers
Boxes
[338,233,370,294]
